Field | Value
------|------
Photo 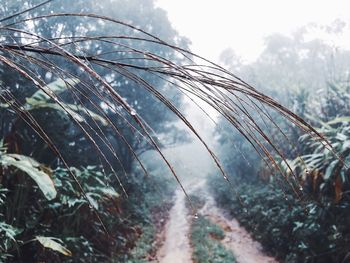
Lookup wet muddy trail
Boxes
[154,117,277,262]
[156,180,278,263]
[156,189,193,263]
[200,194,278,263]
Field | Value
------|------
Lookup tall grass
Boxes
[0,3,336,218]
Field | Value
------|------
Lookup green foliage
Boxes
[0,153,57,200]
[30,78,80,101]
[24,78,108,126]
[0,161,174,262]
[280,121,350,202]
[0,0,189,173]
[118,162,175,262]
[127,224,156,263]
[210,179,350,263]
[215,121,260,182]
[315,82,350,122]
[0,2,185,260]
[216,30,350,260]
[0,188,20,262]
[191,215,236,263]
[36,236,72,257]
[277,81,350,203]
[1,166,116,262]
[211,83,350,263]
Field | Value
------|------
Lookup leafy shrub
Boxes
[210,179,350,263]
[0,162,174,262]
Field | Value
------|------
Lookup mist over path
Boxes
[143,97,276,262]
[155,107,218,262]
[152,137,277,262]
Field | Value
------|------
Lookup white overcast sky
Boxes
[156,0,350,63]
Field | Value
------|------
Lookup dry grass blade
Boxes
[0,11,339,230]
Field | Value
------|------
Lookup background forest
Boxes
[0,0,350,263]
[0,0,188,262]
[212,21,350,262]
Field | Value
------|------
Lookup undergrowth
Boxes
[209,177,350,263]
[0,164,175,262]
[190,215,236,263]
[186,194,236,263]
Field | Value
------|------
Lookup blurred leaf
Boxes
[342,140,350,151]
[101,188,119,198]
[31,78,80,101]
[25,99,108,125]
[36,236,72,256]
[0,154,56,200]
[65,103,108,126]
[86,193,99,210]
[324,160,338,180]
[25,98,84,122]
[305,114,332,130]
[292,221,304,232]
[327,117,350,126]
[24,78,108,125]
[0,102,10,108]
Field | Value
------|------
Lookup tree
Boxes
[0,1,331,261]
[0,0,190,173]
[217,20,350,181]
[220,21,350,106]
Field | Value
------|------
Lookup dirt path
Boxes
[156,189,193,263]
[200,194,278,263]
[156,179,278,263]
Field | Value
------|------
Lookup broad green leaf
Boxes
[340,170,347,183]
[36,236,72,256]
[279,159,298,174]
[101,188,120,198]
[0,102,10,108]
[24,99,85,122]
[293,221,304,232]
[0,99,16,108]
[0,139,5,151]
[0,154,56,200]
[0,222,20,242]
[24,78,108,125]
[86,193,99,210]
[65,103,108,126]
[25,99,108,125]
[31,78,80,101]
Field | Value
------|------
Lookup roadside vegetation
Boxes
[191,215,236,263]
[1,1,349,262]
[211,22,350,263]
[186,194,236,263]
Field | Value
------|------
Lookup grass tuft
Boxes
[190,215,236,263]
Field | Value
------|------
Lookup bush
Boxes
[0,164,174,262]
[209,178,350,263]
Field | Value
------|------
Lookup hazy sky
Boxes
[156,0,349,63]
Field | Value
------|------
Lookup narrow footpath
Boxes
[157,179,278,263]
